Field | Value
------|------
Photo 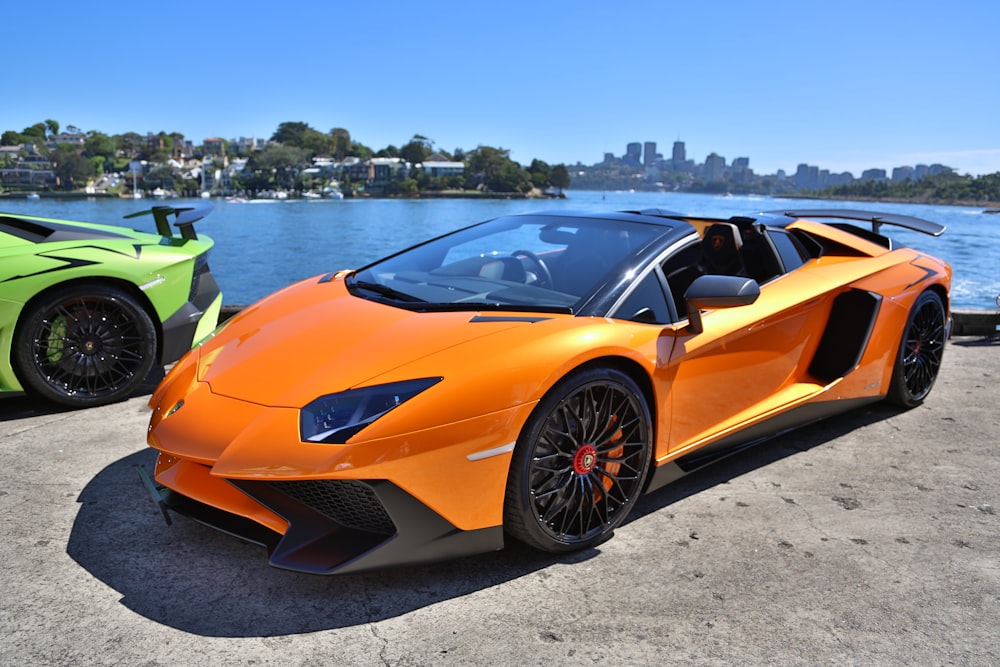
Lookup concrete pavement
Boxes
[1,336,997,666]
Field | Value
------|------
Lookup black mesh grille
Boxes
[269,480,396,535]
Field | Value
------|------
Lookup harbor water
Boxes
[3,191,996,310]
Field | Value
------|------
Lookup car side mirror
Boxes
[684,275,760,334]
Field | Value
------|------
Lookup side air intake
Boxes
[809,290,881,383]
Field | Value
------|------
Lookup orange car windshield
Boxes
[350,214,662,313]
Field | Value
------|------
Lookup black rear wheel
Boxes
[504,366,653,552]
[13,284,157,407]
[887,290,946,408]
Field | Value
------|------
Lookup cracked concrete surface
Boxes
[0,336,997,665]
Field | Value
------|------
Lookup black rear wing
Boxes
[766,209,945,237]
[124,204,214,241]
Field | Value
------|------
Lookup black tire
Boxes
[504,366,653,552]
[13,284,157,407]
[887,290,946,408]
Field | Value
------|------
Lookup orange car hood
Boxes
[198,277,530,407]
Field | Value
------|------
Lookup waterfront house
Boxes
[421,160,465,178]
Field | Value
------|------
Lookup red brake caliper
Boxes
[573,444,597,475]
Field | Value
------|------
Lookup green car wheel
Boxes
[13,283,157,407]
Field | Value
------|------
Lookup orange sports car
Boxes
[141,208,951,574]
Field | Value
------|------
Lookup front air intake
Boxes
[267,479,396,535]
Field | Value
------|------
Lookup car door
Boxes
[655,253,842,455]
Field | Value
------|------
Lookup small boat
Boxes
[984,208,1000,214]
[26,192,40,200]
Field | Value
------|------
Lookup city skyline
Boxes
[5,126,973,186]
[603,139,956,180]
[5,0,998,178]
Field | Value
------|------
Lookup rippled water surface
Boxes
[3,191,996,310]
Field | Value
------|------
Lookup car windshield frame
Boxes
[348,213,668,314]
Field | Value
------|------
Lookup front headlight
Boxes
[300,377,442,444]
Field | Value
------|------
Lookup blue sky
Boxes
[7,0,999,176]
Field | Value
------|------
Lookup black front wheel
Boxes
[13,284,157,407]
[504,366,653,552]
[887,290,946,408]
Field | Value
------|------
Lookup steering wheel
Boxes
[511,249,554,288]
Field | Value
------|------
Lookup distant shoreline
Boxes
[0,192,117,200]
[357,190,567,200]
[777,192,1000,209]
[2,189,997,209]
[0,190,564,202]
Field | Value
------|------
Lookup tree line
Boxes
[814,171,1000,206]
[1,120,571,196]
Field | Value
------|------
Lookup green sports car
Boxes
[0,205,222,407]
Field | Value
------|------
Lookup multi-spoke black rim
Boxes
[901,299,945,400]
[527,381,650,544]
[30,296,147,399]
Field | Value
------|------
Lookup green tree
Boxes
[117,132,144,158]
[465,145,531,192]
[45,119,60,137]
[466,145,509,180]
[22,123,46,140]
[247,143,310,190]
[271,121,313,147]
[349,141,373,160]
[302,129,335,156]
[527,159,551,189]
[160,132,175,153]
[330,127,351,160]
[818,170,1000,204]
[550,164,571,194]
[1,131,20,146]
[390,178,419,195]
[89,155,107,176]
[400,134,433,165]
[147,162,178,190]
[83,132,116,161]
[233,169,270,195]
[488,160,532,193]
[51,145,93,190]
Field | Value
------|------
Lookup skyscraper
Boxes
[672,141,686,164]
[644,142,657,167]
[705,153,725,182]
[625,143,642,165]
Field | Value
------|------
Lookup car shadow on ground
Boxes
[627,400,905,524]
[950,334,999,347]
[0,366,164,421]
[67,449,573,637]
[64,400,903,638]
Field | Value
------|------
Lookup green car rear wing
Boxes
[124,204,214,241]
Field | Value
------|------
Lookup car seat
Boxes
[699,222,746,276]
